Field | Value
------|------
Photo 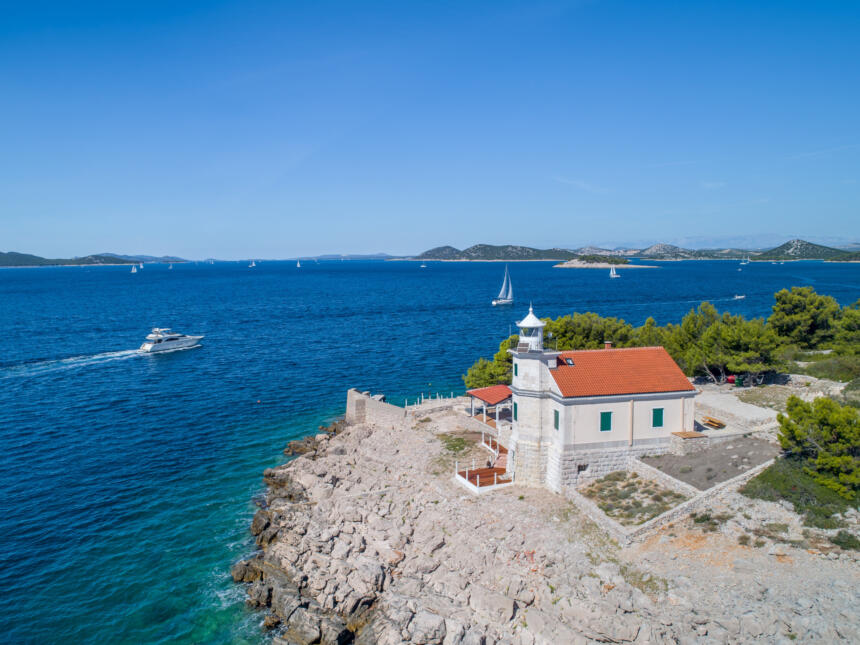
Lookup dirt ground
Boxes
[641,436,779,490]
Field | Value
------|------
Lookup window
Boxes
[513,402,518,421]
[514,363,518,376]
[553,409,559,430]
[600,411,612,432]
[577,463,589,473]
[565,357,574,366]
[652,407,664,428]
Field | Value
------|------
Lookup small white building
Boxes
[506,306,697,492]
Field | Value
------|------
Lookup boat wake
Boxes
[1,349,142,378]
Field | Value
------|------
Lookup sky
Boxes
[1,0,859,259]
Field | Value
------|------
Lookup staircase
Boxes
[494,444,509,470]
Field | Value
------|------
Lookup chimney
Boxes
[604,341,613,350]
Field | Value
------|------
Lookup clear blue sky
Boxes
[2,1,858,258]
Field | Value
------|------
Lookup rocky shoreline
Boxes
[233,401,858,644]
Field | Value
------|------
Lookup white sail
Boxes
[497,266,511,299]
[505,271,513,300]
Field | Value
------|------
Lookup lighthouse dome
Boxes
[517,305,545,329]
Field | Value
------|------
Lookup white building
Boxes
[506,306,697,493]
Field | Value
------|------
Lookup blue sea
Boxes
[1,259,858,643]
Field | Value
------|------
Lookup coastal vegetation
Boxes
[463,286,860,390]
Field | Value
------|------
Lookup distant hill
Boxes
[108,254,188,263]
[573,246,639,257]
[416,246,467,260]
[636,243,697,259]
[310,253,399,260]
[415,243,761,261]
[416,244,578,261]
[754,239,845,261]
[0,252,136,267]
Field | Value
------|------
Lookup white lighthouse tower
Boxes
[507,305,560,484]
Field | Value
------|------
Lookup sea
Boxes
[1,259,858,643]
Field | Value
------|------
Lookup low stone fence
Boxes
[565,455,776,546]
[625,458,774,543]
[565,487,629,545]
[627,458,700,497]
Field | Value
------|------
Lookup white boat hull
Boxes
[139,336,203,353]
[492,299,513,306]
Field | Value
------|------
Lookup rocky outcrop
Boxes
[234,406,859,644]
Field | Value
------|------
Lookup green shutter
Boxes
[514,363,518,376]
[600,411,612,432]
[513,402,518,421]
[652,408,664,428]
[553,409,559,430]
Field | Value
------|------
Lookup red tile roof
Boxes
[467,384,512,405]
[550,347,695,398]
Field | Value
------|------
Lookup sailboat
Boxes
[249,260,256,268]
[492,265,514,306]
[609,265,620,279]
[419,262,427,268]
[168,263,173,270]
[297,259,301,268]
[139,262,144,269]
[131,265,137,274]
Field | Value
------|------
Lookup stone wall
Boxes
[346,389,406,427]
[555,440,671,493]
[510,439,548,487]
[669,433,710,456]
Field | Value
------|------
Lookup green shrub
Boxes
[800,355,860,382]
[440,435,467,453]
[830,530,860,551]
[738,534,751,546]
[741,458,854,527]
[777,396,859,499]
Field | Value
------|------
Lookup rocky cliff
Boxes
[233,406,858,644]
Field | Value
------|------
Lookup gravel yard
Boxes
[641,436,779,490]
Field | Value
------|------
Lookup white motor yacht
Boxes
[140,328,203,353]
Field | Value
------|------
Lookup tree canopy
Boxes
[769,287,840,348]
[777,395,859,500]
[462,287,855,389]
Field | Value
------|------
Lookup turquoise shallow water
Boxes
[0,259,857,643]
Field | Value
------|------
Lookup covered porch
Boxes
[466,384,513,429]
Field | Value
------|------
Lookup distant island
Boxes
[412,239,860,263]
[0,252,187,267]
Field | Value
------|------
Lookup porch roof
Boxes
[466,384,512,406]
